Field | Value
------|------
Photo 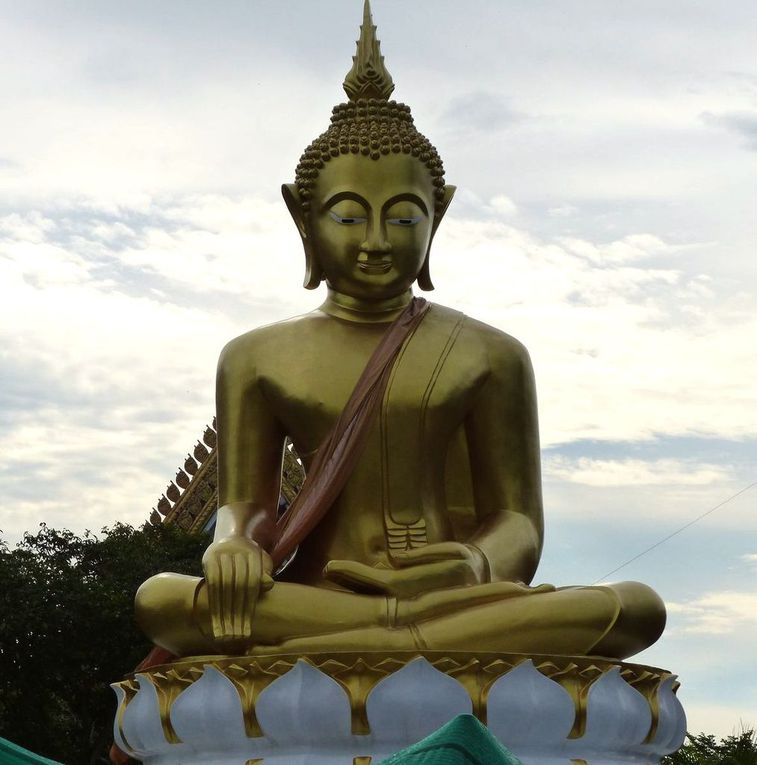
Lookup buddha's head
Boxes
[283,0,455,300]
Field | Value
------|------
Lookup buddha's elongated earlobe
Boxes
[417,253,435,291]
[282,183,323,290]
[299,222,324,290]
[418,185,456,292]
[302,243,324,290]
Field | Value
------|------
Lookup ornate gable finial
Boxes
[343,0,395,102]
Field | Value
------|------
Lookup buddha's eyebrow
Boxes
[382,193,428,216]
[321,190,368,211]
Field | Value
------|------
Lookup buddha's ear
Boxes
[418,185,456,292]
[431,184,456,237]
[282,183,323,290]
[282,183,307,239]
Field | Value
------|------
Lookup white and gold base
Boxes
[112,651,686,765]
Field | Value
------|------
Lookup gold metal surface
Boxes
[134,0,666,664]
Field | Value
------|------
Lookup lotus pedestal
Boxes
[112,651,686,765]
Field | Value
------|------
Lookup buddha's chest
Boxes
[261,312,487,456]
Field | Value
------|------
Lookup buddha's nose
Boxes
[359,228,392,258]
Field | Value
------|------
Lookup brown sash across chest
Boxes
[270,296,431,569]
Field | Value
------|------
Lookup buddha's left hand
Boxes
[324,542,487,598]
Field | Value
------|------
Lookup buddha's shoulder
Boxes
[431,304,531,368]
[219,310,328,363]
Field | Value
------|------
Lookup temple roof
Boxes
[152,419,304,533]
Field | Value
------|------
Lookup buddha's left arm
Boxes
[464,335,544,584]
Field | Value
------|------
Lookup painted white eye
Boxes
[387,217,421,226]
[329,210,367,225]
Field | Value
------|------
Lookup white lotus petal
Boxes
[170,665,248,747]
[647,676,687,756]
[256,660,351,744]
[366,657,471,747]
[487,660,575,747]
[110,684,135,756]
[120,673,172,756]
[582,668,652,747]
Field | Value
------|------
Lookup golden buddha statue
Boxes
[135,0,665,663]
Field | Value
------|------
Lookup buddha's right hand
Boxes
[202,536,274,643]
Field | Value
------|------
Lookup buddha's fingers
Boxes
[324,559,393,594]
[487,581,556,598]
[219,555,236,638]
[325,557,478,598]
[390,559,479,596]
[201,537,271,641]
[219,553,254,639]
[228,552,242,638]
[234,551,256,639]
[390,542,470,567]
[205,558,225,640]
[528,583,556,594]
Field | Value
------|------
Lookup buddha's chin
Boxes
[332,270,416,301]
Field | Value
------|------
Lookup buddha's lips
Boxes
[358,260,392,274]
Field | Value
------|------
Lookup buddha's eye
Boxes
[387,216,421,227]
[386,201,424,227]
[329,210,367,225]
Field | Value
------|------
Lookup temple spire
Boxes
[343,0,395,102]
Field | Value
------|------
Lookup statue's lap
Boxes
[136,572,665,660]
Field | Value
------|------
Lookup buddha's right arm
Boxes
[202,335,285,641]
[215,335,286,544]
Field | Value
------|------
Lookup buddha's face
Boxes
[306,153,438,300]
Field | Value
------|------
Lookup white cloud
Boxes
[682,701,757,738]
[488,194,518,217]
[667,591,757,635]
[0,196,315,544]
[118,194,307,305]
[438,91,524,134]
[545,457,730,487]
[548,204,578,218]
[558,233,688,265]
[701,110,757,151]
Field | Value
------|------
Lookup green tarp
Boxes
[377,714,523,765]
[0,737,62,765]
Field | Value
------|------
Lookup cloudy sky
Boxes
[1,0,756,738]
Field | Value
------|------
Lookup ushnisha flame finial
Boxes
[343,0,395,102]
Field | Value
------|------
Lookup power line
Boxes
[592,480,757,584]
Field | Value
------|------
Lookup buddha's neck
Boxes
[320,288,413,324]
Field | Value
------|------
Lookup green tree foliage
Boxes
[0,522,208,764]
[665,729,757,765]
